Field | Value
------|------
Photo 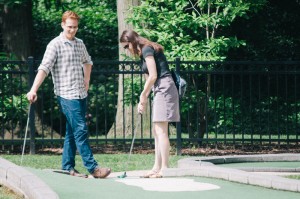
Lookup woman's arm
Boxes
[138,56,157,113]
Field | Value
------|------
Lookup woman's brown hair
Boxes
[119,30,163,57]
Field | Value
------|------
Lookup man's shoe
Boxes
[91,167,111,178]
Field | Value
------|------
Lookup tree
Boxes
[228,0,300,60]
[127,0,266,61]
[107,0,143,138]
[31,0,119,138]
[1,0,119,143]
[32,0,118,60]
[126,0,267,139]
[0,0,34,60]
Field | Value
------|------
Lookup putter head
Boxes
[117,172,127,178]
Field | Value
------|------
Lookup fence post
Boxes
[27,56,36,155]
[175,57,182,155]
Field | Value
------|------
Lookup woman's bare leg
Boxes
[143,122,169,177]
[153,122,170,170]
[152,127,161,172]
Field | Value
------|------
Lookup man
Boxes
[27,11,111,178]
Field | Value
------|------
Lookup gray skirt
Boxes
[152,75,180,122]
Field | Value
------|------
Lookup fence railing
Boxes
[1,57,300,154]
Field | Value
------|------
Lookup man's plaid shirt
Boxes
[38,33,93,99]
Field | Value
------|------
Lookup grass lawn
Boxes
[1,153,189,174]
[285,175,300,180]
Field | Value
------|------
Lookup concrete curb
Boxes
[0,157,59,199]
[163,153,300,193]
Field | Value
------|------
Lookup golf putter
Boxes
[21,104,31,165]
[118,113,142,178]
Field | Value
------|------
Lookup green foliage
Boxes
[0,0,26,8]
[228,0,300,60]
[32,0,118,60]
[0,94,28,123]
[127,0,266,61]
[0,52,18,60]
[0,63,29,137]
[125,1,268,139]
[87,74,118,135]
[123,76,144,106]
[181,89,300,138]
[30,0,118,136]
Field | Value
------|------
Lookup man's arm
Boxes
[27,70,47,103]
[83,63,92,91]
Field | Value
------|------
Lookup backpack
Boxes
[171,70,187,99]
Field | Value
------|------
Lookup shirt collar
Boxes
[59,32,78,44]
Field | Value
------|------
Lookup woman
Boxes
[120,30,180,178]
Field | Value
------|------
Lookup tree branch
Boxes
[211,6,220,39]
[187,0,201,16]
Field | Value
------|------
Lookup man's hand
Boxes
[27,91,37,103]
[25,70,47,104]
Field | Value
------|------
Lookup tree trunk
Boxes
[0,1,34,60]
[108,0,148,138]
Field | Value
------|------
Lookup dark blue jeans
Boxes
[57,96,98,173]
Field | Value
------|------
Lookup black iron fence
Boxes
[1,57,300,154]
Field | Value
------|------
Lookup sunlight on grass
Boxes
[285,175,300,180]
[1,154,188,174]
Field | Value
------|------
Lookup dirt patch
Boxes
[35,143,300,156]
[0,184,23,199]
[1,143,299,156]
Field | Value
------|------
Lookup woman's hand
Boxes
[137,102,144,114]
[140,93,147,104]
[137,56,157,114]
[138,93,147,114]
